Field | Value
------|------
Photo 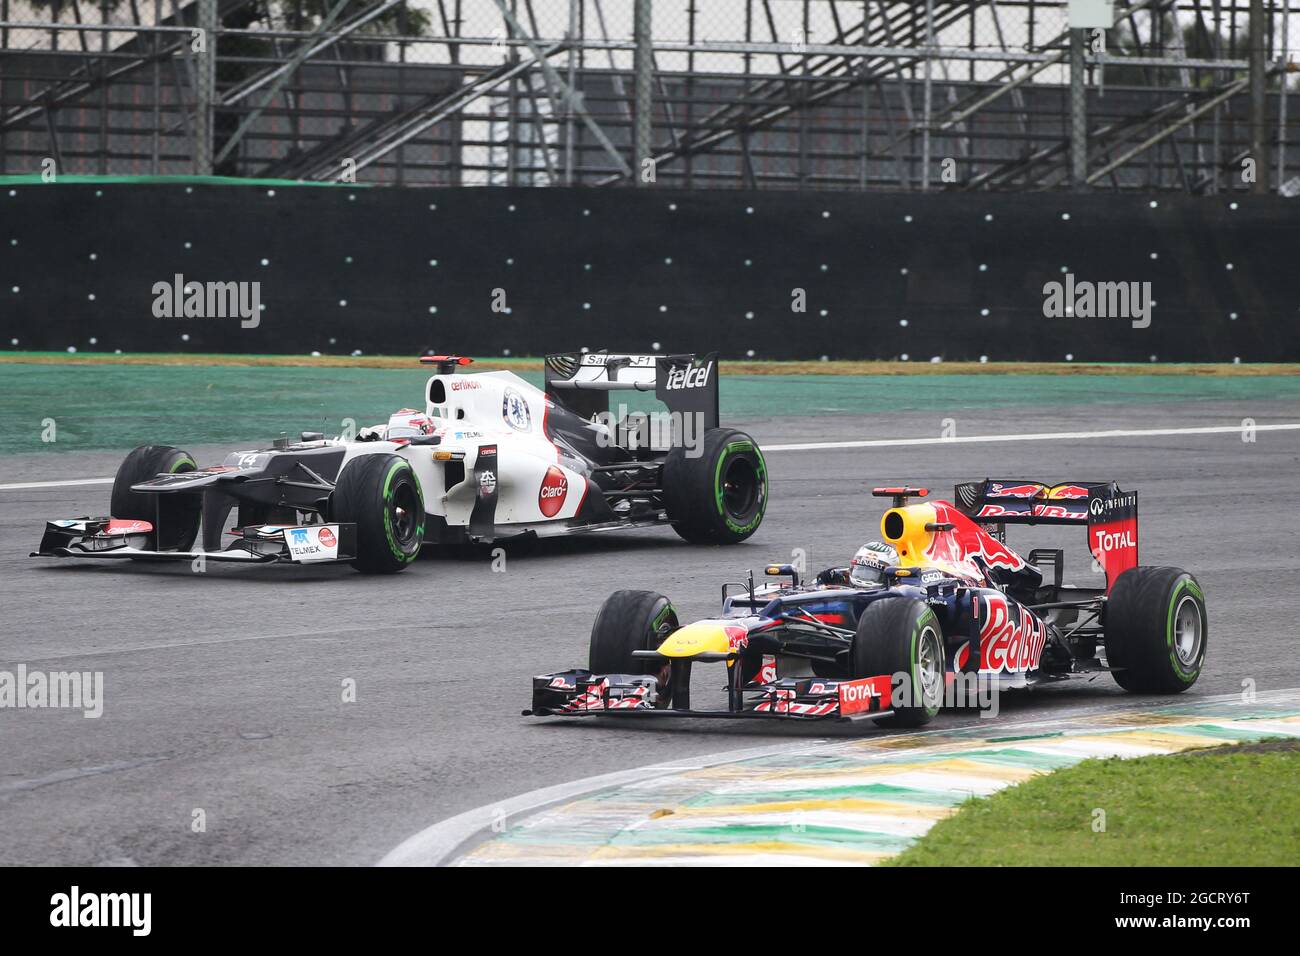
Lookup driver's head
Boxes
[849,541,898,587]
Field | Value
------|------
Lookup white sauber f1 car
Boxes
[32,352,768,573]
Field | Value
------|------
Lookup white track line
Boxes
[763,422,1300,452]
[2,422,1297,492]
[0,477,115,491]
[377,689,1300,867]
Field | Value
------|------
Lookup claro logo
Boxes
[538,466,569,517]
[664,361,713,390]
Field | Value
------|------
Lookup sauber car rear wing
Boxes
[954,479,1138,592]
[543,351,720,432]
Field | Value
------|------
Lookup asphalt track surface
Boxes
[1,396,1298,865]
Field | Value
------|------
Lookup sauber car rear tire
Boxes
[1104,566,1206,693]
[110,444,201,551]
[852,597,945,728]
[331,454,424,574]
[589,590,679,708]
[661,427,767,545]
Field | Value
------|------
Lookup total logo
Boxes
[1093,529,1135,552]
[538,466,569,517]
[837,675,890,715]
[664,361,713,390]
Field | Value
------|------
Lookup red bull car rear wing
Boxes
[954,478,1138,592]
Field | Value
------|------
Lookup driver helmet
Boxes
[849,541,898,588]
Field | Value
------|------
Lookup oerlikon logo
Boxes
[538,466,568,517]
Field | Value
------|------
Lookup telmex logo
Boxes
[665,361,713,390]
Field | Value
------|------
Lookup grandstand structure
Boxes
[0,0,1295,192]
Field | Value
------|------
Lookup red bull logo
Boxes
[988,482,1045,499]
[1047,484,1090,500]
[925,503,1028,573]
[987,482,1090,502]
[955,593,1047,672]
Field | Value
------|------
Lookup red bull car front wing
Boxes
[526,669,896,722]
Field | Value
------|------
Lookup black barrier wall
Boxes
[1,182,1297,361]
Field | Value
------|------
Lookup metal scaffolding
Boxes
[1,0,1295,192]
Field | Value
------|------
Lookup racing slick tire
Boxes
[1104,566,1206,693]
[852,597,945,728]
[330,454,424,574]
[110,444,201,551]
[589,590,680,709]
[661,427,767,545]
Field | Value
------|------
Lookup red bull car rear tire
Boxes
[1104,566,1207,693]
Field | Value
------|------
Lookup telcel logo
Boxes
[665,361,713,390]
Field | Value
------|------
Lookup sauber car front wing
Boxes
[32,518,357,565]
[524,670,896,722]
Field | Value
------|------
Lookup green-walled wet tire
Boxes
[1104,566,1207,693]
[331,454,424,574]
[589,590,680,709]
[853,597,945,728]
[661,428,767,544]
[110,444,201,551]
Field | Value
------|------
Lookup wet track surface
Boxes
[1,397,1298,865]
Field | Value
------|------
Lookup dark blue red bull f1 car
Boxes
[525,480,1207,728]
